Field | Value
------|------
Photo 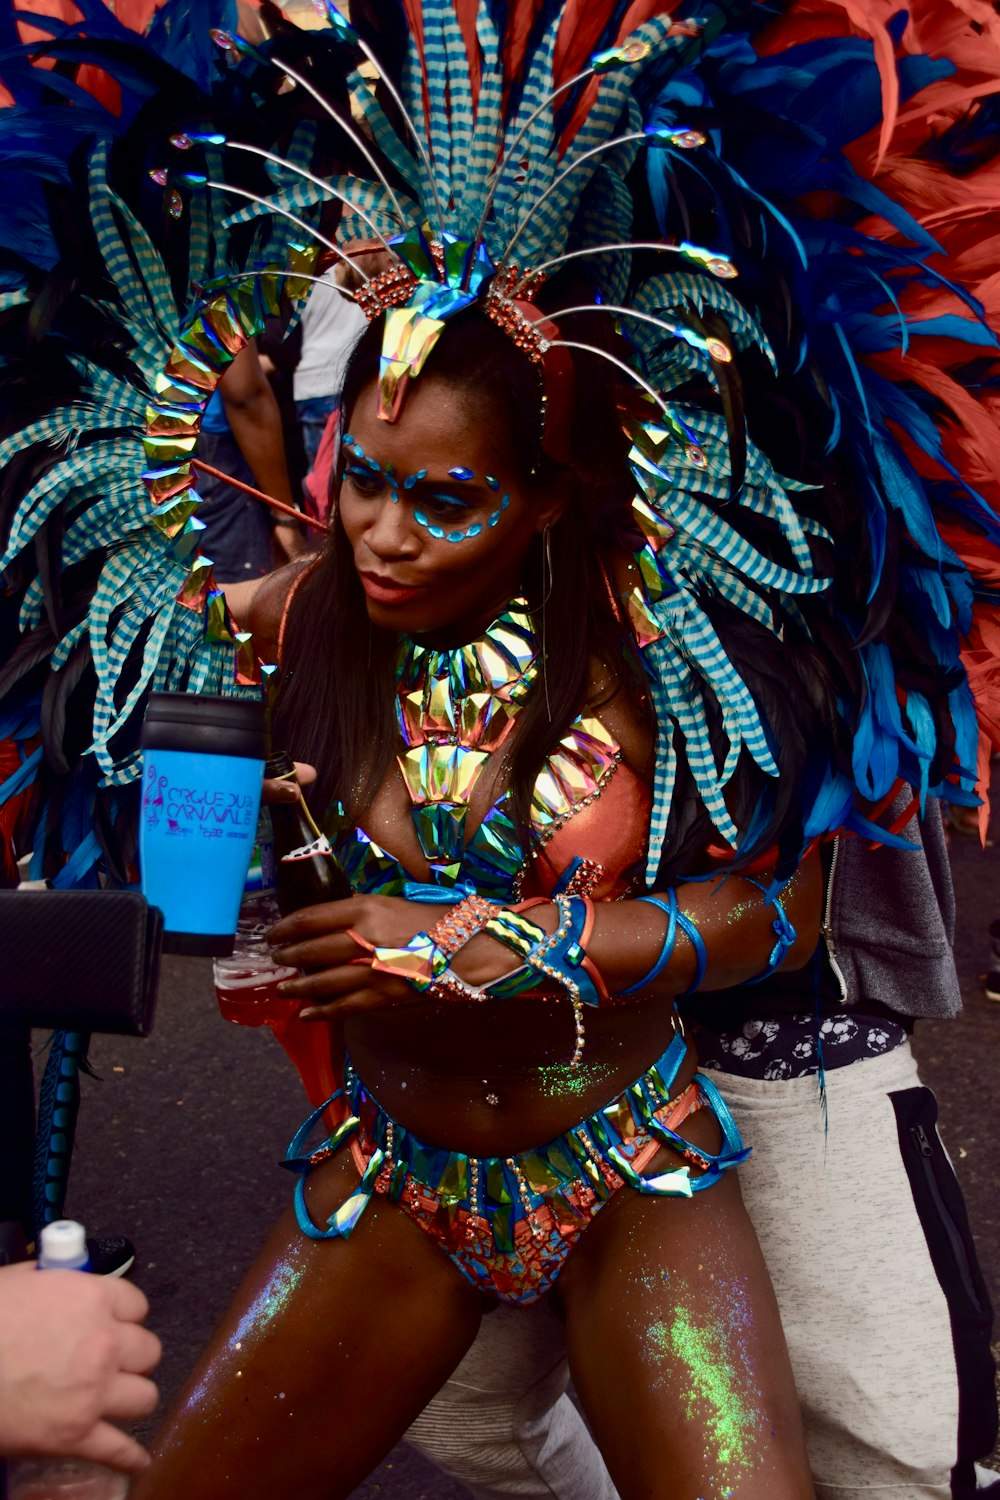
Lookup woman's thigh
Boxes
[558,1119,813,1500]
[132,1150,484,1500]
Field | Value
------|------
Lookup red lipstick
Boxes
[359,571,425,605]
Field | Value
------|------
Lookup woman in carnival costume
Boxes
[0,1,998,1497]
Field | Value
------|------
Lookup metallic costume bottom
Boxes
[284,1029,749,1305]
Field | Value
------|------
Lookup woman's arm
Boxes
[448,847,822,999]
[267,846,823,1020]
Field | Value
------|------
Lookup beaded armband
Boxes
[523,895,609,1009]
[429,894,503,956]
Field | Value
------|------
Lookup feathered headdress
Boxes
[1,0,999,890]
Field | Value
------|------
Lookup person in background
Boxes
[195,340,306,582]
[408,792,1000,1500]
[293,266,367,473]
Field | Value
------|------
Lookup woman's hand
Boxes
[261,760,317,807]
[268,893,454,1021]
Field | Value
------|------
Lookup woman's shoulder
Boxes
[223,555,321,664]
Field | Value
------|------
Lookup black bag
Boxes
[0,890,163,1036]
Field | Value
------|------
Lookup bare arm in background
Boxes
[218,342,305,565]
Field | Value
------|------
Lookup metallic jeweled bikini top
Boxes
[328,599,622,901]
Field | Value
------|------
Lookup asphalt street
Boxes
[52,809,999,1497]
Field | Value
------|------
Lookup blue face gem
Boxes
[486,494,510,528]
[347,447,507,545]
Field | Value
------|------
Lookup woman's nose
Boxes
[365,494,418,557]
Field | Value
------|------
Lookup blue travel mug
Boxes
[140,693,267,956]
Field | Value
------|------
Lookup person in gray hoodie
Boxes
[407,793,997,1500]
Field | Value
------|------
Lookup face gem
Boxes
[448,467,475,481]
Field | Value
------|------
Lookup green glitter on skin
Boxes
[536,1057,615,1099]
[647,1303,759,1474]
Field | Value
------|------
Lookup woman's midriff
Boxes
[343,990,692,1157]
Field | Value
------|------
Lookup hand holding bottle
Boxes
[0,1261,160,1474]
[261,759,317,806]
[214,752,350,1027]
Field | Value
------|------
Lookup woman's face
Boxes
[338,375,565,641]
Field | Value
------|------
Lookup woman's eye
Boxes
[343,465,384,496]
[421,491,473,518]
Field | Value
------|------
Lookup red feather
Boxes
[502,0,546,91]
[558,1,683,154]
[453,0,482,110]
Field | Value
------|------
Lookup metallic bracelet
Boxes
[346,929,449,993]
[524,894,608,1009]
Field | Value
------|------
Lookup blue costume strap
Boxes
[282,1090,374,1241]
[676,911,707,996]
[623,890,679,994]
[636,892,706,995]
[742,878,797,984]
[402,881,477,904]
[652,1026,688,1094]
[606,1146,694,1197]
[526,894,606,1008]
[648,1072,751,1190]
[294,1146,385,1241]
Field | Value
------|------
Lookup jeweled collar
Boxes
[395,597,538,751]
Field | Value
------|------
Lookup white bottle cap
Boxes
[38,1219,89,1270]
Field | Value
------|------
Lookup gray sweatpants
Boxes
[407,1043,994,1498]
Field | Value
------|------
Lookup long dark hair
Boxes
[274,291,638,847]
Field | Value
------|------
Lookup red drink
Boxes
[214,960,299,1026]
[213,890,297,1027]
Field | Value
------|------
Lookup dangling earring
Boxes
[541,524,553,721]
